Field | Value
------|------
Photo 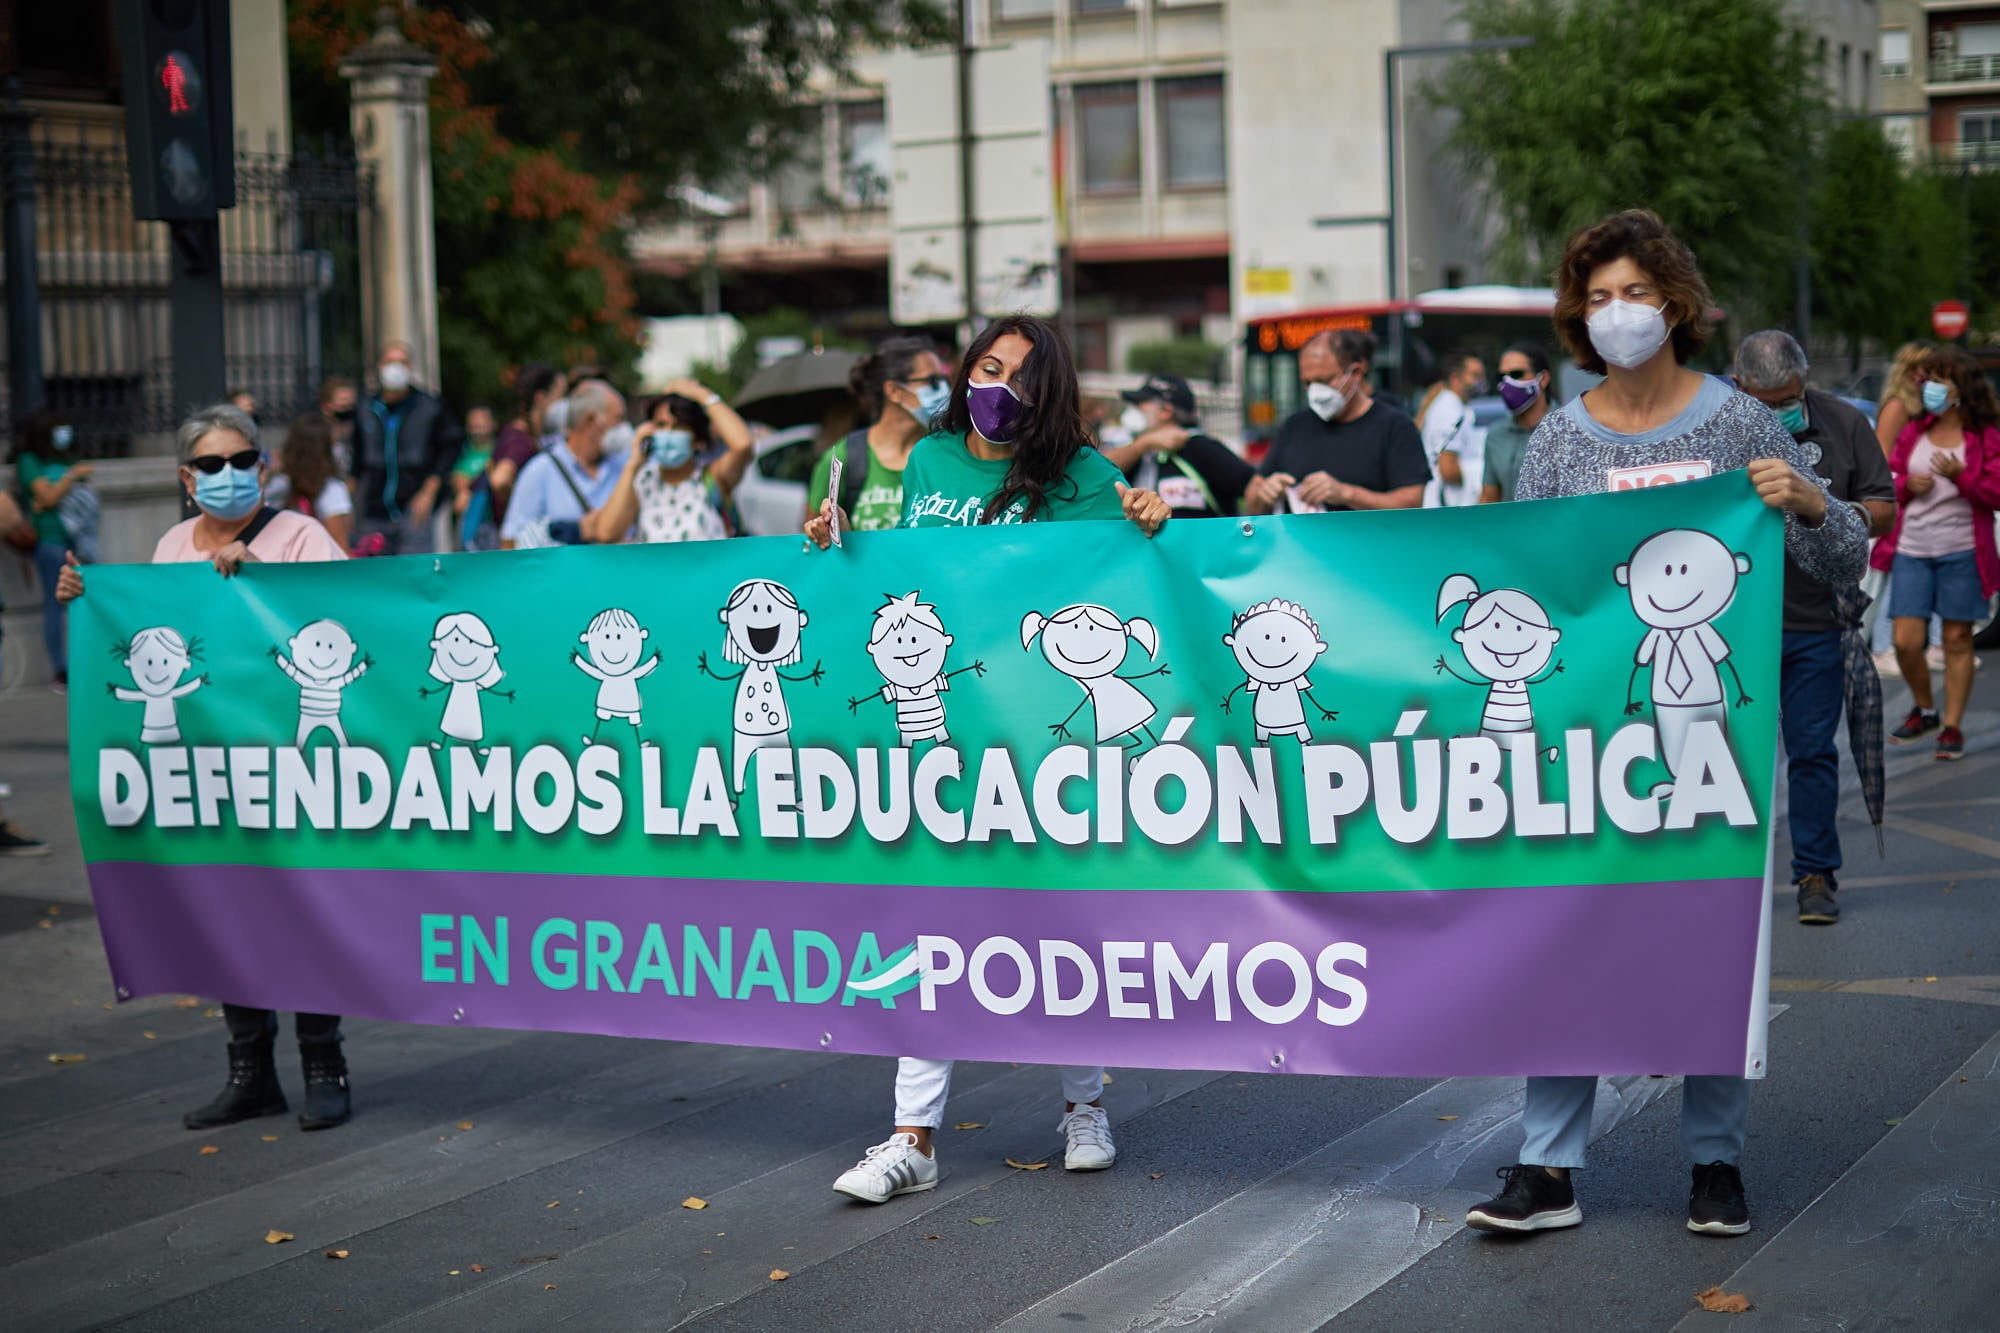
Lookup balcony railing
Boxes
[1929,53,2000,83]
[1883,59,1912,79]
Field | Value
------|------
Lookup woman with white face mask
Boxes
[55,404,356,1133]
[1468,210,1868,1245]
[583,380,755,545]
[807,337,949,533]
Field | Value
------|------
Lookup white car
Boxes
[732,424,818,536]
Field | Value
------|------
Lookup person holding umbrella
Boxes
[1733,331,1897,925]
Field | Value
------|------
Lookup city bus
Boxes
[1241,286,1581,448]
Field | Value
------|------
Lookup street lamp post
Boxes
[1383,35,1535,304]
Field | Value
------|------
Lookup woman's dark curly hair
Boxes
[1552,209,1714,376]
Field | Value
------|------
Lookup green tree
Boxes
[1809,119,1916,361]
[1432,0,1826,324]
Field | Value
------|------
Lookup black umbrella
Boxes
[1832,580,1886,855]
[732,350,864,428]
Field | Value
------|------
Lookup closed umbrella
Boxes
[1832,580,1885,855]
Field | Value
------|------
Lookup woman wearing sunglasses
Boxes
[804,315,1168,1205]
[807,336,949,533]
[56,403,354,1132]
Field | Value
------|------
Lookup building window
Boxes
[1961,108,2000,164]
[1077,82,1141,194]
[1840,43,1851,106]
[839,100,889,207]
[994,0,1055,19]
[1159,75,1225,189]
[1881,27,1910,79]
[1076,0,1134,15]
[773,116,827,214]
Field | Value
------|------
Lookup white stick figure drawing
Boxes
[1616,529,1753,794]
[572,608,660,743]
[1220,599,1336,743]
[109,627,207,744]
[1021,603,1171,751]
[417,611,513,752]
[1433,575,1564,760]
[698,578,824,792]
[270,619,371,747]
[849,591,985,747]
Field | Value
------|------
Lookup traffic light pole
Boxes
[168,218,226,419]
[2,83,44,422]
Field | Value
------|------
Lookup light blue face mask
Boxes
[911,378,951,424]
[649,428,694,469]
[52,424,74,451]
[193,463,264,521]
[1922,380,1953,416]
[1775,400,1807,436]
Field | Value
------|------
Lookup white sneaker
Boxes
[1872,649,1902,679]
[832,1132,938,1203]
[1059,1106,1116,1171]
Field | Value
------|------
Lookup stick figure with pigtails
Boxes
[1220,599,1337,743]
[1433,574,1564,761]
[1021,603,1171,757]
[849,591,984,748]
[109,627,208,744]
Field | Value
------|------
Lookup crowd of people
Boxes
[6,206,1997,1242]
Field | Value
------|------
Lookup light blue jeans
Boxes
[1521,1075,1750,1169]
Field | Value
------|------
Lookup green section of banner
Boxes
[68,474,1782,894]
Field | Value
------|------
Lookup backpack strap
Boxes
[234,505,283,549]
[837,430,870,516]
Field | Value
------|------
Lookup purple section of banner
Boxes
[86,864,1762,1078]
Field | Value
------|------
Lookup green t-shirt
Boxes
[14,452,71,545]
[1482,418,1531,503]
[808,433,905,532]
[899,430,1125,527]
[453,442,494,480]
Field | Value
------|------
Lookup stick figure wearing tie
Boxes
[1616,529,1752,796]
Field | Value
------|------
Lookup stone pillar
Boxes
[340,7,441,391]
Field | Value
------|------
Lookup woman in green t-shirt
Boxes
[807,336,948,533]
[12,410,92,691]
[806,315,1167,1206]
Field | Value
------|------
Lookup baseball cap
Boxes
[1121,373,1195,415]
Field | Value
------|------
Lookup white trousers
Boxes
[894,1057,1105,1128]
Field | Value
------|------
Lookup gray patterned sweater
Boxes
[1517,376,1869,588]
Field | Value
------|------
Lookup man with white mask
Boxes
[1098,373,1256,519]
[353,341,464,554]
[501,380,634,548]
[1240,329,1428,515]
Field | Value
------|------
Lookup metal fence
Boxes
[1,110,371,456]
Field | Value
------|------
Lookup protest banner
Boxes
[69,473,1781,1079]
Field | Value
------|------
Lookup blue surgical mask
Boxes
[915,379,951,423]
[52,424,74,451]
[649,428,694,469]
[193,464,263,521]
[1775,400,1807,436]
[1922,380,1953,416]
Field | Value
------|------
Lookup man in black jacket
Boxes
[353,341,463,554]
[1098,373,1256,519]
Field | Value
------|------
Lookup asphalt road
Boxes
[1,673,1997,1332]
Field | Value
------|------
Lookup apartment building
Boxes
[1880,0,2000,162]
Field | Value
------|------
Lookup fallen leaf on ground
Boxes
[45,905,60,915]
[265,1230,294,1245]
[1437,1115,1459,1121]
[142,1031,156,1039]
[46,1053,86,1064]
[1694,1286,1751,1313]
[1004,1158,1049,1171]
[203,1008,222,1018]
[701,1249,713,1255]
[324,1249,348,1260]
[198,1145,220,1156]
[456,1120,474,1131]
[546,1201,560,1209]
[925,1234,941,1241]
[954,1122,984,1130]
[769,1269,789,1281]
[1149,1172,1164,1180]
[681,1197,708,1210]
[448,1270,460,1276]
[470,1263,485,1273]
[970,1217,999,1226]
[35,920,51,930]
[1926,976,1939,983]
[543,1283,557,1291]
[1884,1117,1903,1127]
[175,996,202,1008]
[261,1135,280,1142]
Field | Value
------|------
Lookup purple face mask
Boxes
[966,380,1024,444]
[1498,375,1542,416]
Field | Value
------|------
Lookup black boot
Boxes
[183,1036,288,1129]
[297,1038,352,1130]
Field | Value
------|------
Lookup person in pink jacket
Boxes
[1873,344,2000,760]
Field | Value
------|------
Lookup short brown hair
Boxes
[1552,210,1713,376]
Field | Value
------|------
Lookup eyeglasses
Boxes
[184,449,262,475]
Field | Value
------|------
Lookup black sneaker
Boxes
[1795,874,1838,925]
[1687,1161,1750,1235]
[0,823,49,857]
[1890,707,1940,743]
[1465,1164,1582,1233]
[1936,726,1966,761]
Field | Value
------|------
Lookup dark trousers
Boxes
[1781,629,1845,887]
[223,1004,341,1044]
